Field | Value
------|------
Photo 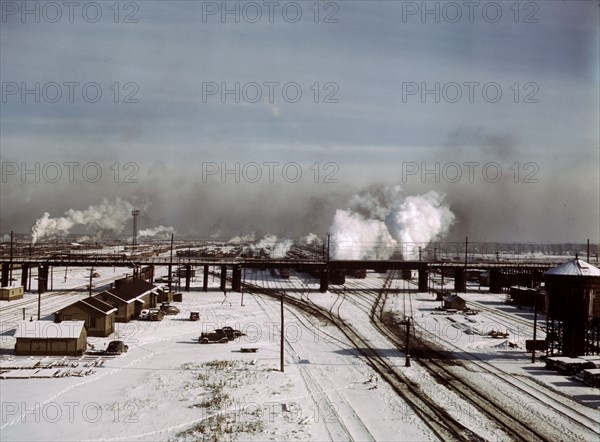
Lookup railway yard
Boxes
[1,262,599,441]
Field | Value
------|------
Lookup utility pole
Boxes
[37,266,42,320]
[89,267,93,297]
[168,233,174,293]
[404,317,411,367]
[327,234,331,262]
[241,268,246,306]
[131,210,140,255]
[587,239,590,262]
[9,231,13,283]
[531,290,539,363]
[464,236,468,269]
[280,293,285,372]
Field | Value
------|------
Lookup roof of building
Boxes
[14,320,85,339]
[94,290,127,305]
[108,279,157,303]
[544,258,600,276]
[58,297,117,315]
[82,297,118,314]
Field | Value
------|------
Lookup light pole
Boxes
[280,292,285,372]
[131,210,140,255]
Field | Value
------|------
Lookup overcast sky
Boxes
[1,1,599,243]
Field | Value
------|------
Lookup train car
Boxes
[329,269,346,285]
[347,268,367,279]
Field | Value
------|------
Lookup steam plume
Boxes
[31,198,147,244]
[138,225,176,239]
[329,186,455,260]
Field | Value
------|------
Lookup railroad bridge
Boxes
[1,254,561,295]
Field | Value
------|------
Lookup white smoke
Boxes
[138,225,176,239]
[240,234,293,258]
[303,233,323,246]
[31,198,147,244]
[228,232,256,244]
[385,191,455,245]
[329,186,455,260]
[330,210,397,260]
[1,234,11,242]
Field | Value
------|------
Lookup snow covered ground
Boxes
[0,272,434,441]
[1,269,599,441]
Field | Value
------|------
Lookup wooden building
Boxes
[14,320,87,356]
[55,298,117,337]
[443,294,466,310]
[0,285,24,301]
[95,279,158,323]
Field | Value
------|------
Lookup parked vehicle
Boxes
[160,302,180,315]
[219,326,245,341]
[189,311,200,321]
[487,330,509,339]
[198,331,229,344]
[198,327,245,344]
[106,340,129,355]
[139,308,165,321]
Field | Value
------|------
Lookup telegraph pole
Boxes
[131,210,140,255]
[404,317,411,367]
[168,233,174,293]
[587,239,590,263]
[531,291,539,363]
[280,293,285,372]
[89,267,93,297]
[241,268,246,306]
[9,231,13,283]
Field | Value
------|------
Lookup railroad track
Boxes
[466,299,547,334]
[231,270,599,440]
[247,281,373,442]
[325,276,559,441]
[244,275,483,442]
[373,285,599,441]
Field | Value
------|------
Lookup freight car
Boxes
[347,268,367,279]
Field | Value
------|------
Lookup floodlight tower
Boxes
[132,210,140,253]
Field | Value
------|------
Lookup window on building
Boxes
[89,316,97,328]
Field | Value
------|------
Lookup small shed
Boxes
[14,320,87,356]
[444,294,466,310]
[0,285,24,301]
[55,297,117,337]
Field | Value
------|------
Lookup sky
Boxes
[1,0,599,243]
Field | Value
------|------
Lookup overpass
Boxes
[1,253,563,295]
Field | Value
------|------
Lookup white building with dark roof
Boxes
[13,320,87,356]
